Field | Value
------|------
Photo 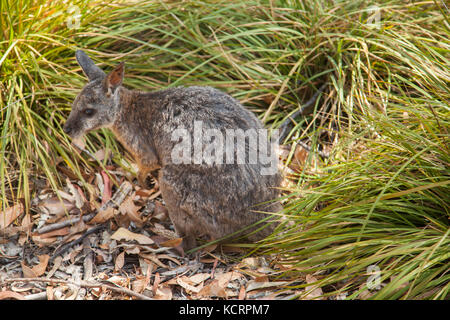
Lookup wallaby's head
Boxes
[63,50,124,139]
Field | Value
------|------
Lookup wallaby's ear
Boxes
[104,62,124,94]
[75,50,106,81]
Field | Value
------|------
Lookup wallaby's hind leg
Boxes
[168,206,198,251]
[246,201,281,242]
[158,176,198,251]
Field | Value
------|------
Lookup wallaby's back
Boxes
[115,86,281,248]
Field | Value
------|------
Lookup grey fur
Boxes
[64,51,282,250]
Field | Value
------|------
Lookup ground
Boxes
[0,144,328,300]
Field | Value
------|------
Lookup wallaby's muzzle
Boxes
[63,123,72,135]
[63,117,81,138]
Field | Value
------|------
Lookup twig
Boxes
[296,140,330,159]
[50,225,104,262]
[277,84,330,159]
[2,277,153,300]
[104,180,133,210]
[0,94,33,113]
[36,212,97,234]
[35,181,133,262]
[82,237,94,281]
[36,181,132,234]
[278,83,327,143]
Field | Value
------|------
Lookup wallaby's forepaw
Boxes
[137,172,148,188]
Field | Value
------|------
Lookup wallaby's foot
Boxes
[181,235,197,253]
[137,170,149,188]
[137,168,160,189]
[150,172,160,191]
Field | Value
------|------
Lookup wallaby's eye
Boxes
[84,108,95,117]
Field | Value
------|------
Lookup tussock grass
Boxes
[1,0,448,299]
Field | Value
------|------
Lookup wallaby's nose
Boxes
[63,124,72,135]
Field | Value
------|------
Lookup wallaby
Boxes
[64,50,282,250]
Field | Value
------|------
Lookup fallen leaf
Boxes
[66,178,84,209]
[0,203,24,228]
[304,274,323,300]
[115,251,125,271]
[31,234,58,246]
[0,291,25,300]
[38,197,74,216]
[254,275,269,282]
[294,145,308,165]
[46,286,54,300]
[188,273,211,285]
[166,277,180,285]
[111,227,154,245]
[177,276,202,294]
[47,256,62,278]
[67,217,88,235]
[139,254,167,268]
[21,261,37,278]
[216,271,244,288]
[200,244,217,253]
[93,149,106,161]
[18,213,32,245]
[89,207,117,224]
[198,280,227,298]
[124,245,140,255]
[68,246,82,264]
[56,190,75,202]
[114,211,131,229]
[107,275,128,287]
[149,190,161,200]
[101,170,112,205]
[74,184,88,204]
[135,188,154,198]
[32,254,50,276]
[132,276,149,294]
[38,227,70,239]
[157,254,181,266]
[150,222,178,239]
[246,281,288,292]
[160,238,183,248]
[263,94,274,105]
[119,196,143,227]
[145,262,154,278]
[152,272,161,295]
[239,257,261,269]
[154,285,172,300]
